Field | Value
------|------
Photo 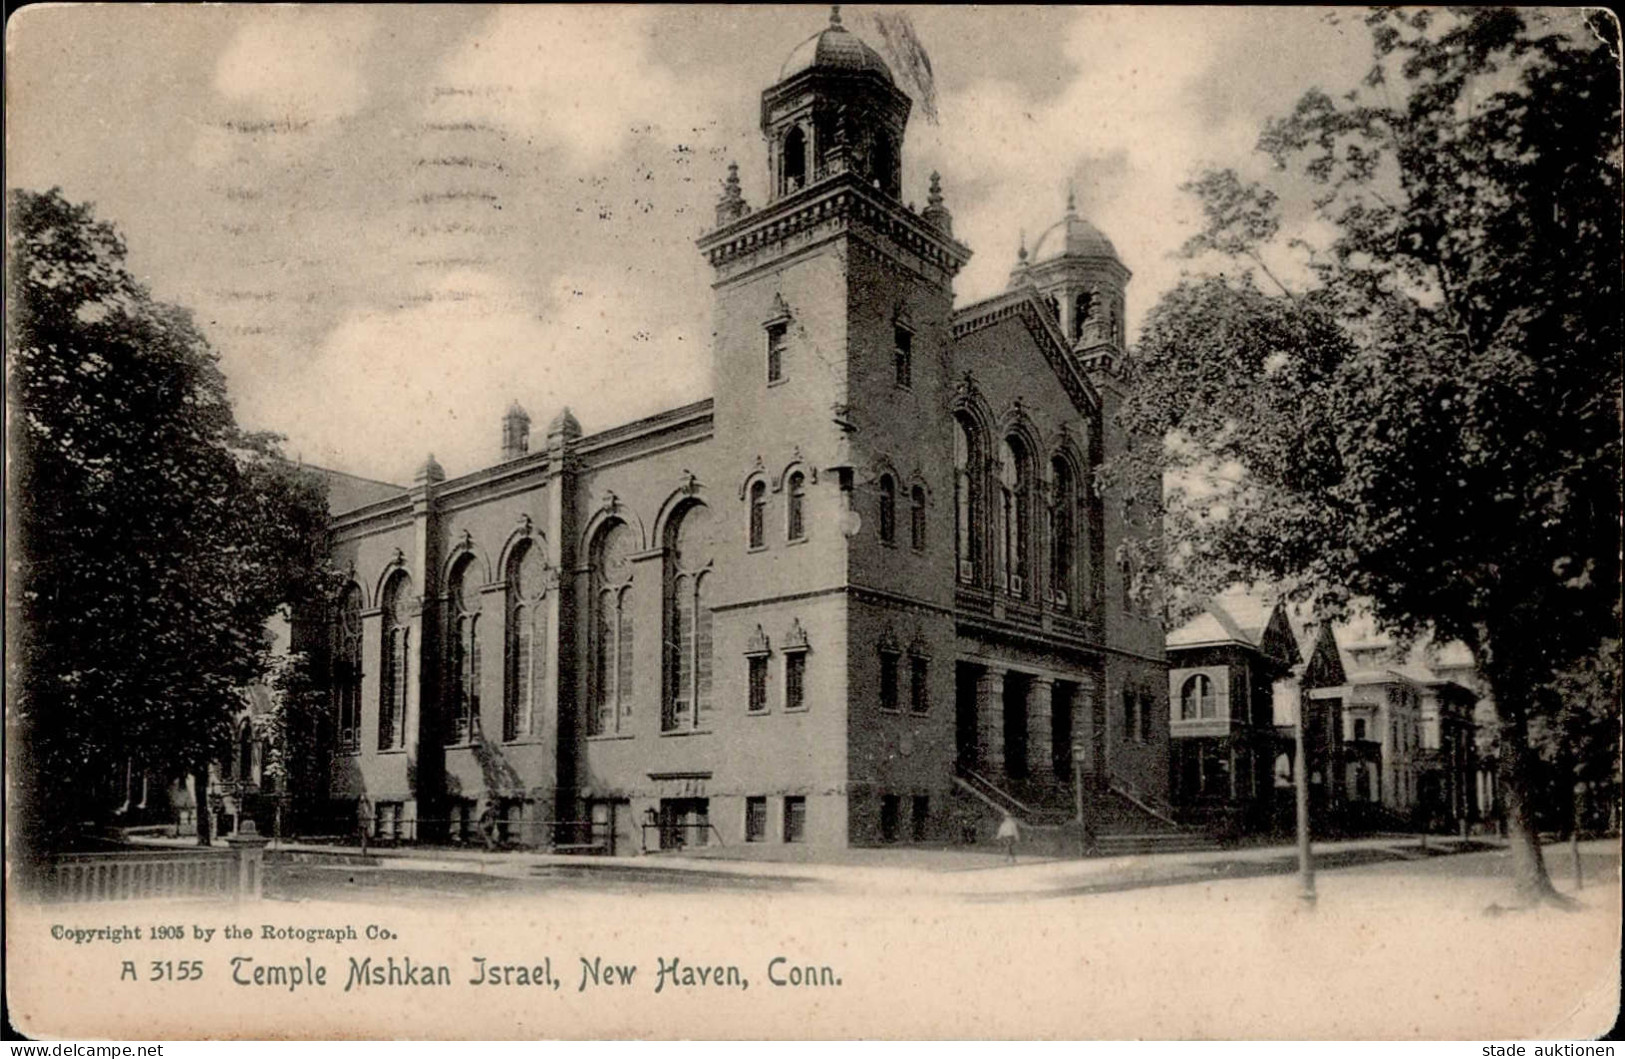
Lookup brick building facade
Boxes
[311,10,1167,851]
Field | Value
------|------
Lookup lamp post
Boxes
[1295,688,1316,908]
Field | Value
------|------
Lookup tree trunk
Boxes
[1495,722,1559,902]
[193,768,212,847]
[1485,668,1567,907]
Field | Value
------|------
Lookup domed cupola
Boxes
[1019,187,1132,356]
[760,6,913,201]
[779,6,895,83]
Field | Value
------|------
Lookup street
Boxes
[10,840,1616,1040]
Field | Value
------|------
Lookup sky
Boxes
[6,5,1386,485]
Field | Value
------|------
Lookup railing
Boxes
[1107,777,1187,831]
[640,821,725,853]
[37,845,261,903]
[955,765,1036,818]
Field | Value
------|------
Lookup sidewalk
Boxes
[219,832,1538,899]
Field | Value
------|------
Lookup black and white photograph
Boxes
[4,4,1621,1043]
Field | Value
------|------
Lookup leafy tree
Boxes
[260,649,335,836]
[1530,631,1622,835]
[1108,10,1621,904]
[6,188,336,853]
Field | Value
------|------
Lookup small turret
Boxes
[716,161,751,227]
[415,453,446,485]
[501,401,531,461]
[547,406,582,442]
[921,171,953,235]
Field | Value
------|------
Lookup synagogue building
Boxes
[312,9,1168,851]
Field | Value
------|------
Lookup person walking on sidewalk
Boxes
[998,812,1020,863]
[478,800,499,852]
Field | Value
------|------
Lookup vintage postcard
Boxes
[5,4,1620,1042]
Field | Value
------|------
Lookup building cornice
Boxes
[698,171,970,282]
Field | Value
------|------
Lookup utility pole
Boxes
[1295,688,1316,908]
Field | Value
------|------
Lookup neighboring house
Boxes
[299,10,1166,851]
[1420,640,1501,825]
[1270,620,1347,828]
[1314,629,1480,830]
[1165,587,1299,829]
[1171,592,1484,836]
[1338,640,1427,820]
[1411,672,1479,830]
[199,610,307,839]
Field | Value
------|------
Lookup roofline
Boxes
[304,465,407,492]
[331,398,716,534]
[950,286,1101,414]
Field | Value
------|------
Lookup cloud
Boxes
[432,7,725,169]
[212,9,377,125]
[239,268,706,483]
[906,9,1370,329]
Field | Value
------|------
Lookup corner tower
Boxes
[697,8,971,845]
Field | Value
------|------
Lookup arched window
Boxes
[1049,456,1075,609]
[910,485,927,551]
[590,522,636,736]
[379,571,412,751]
[1180,674,1216,720]
[954,417,982,584]
[871,131,897,195]
[749,480,767,548]
[878,475,897,544]
[999,437,1030,597]
[237,725,254,783]
[787,472,806,541]
[504,540,548,742]
[664,504,714,732]
[445,557,480,745]
[782,126,807,194]
[334,584,363,752]
[1073,290,1094,342]
[893,325,912,388]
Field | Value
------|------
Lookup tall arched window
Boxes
[379,571,412,751]
[1073,290,1094,342]
[1049,456,1075,609]
[910,485,927,551]
[334,584,363,752]
[871,131,897,195]
[590,521,636,736]
[782,126,807,194]
[878,474,897,544]
[999,437,1031,597]
[504,540,548,742]
[954,417,982,584]
[787,472,806,541]
[237,725,254,783]
[1181,674,1216,720]
[749,480,767,548]
[445,557,480,745]
[664,503,714,732]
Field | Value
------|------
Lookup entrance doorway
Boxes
[955,663,981,770]
[657,798,710,850]
[589,799,633,855]
[1003,672,1029,779]
[1051,682,1074,781]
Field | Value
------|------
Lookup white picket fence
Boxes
[41,846,259,902]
